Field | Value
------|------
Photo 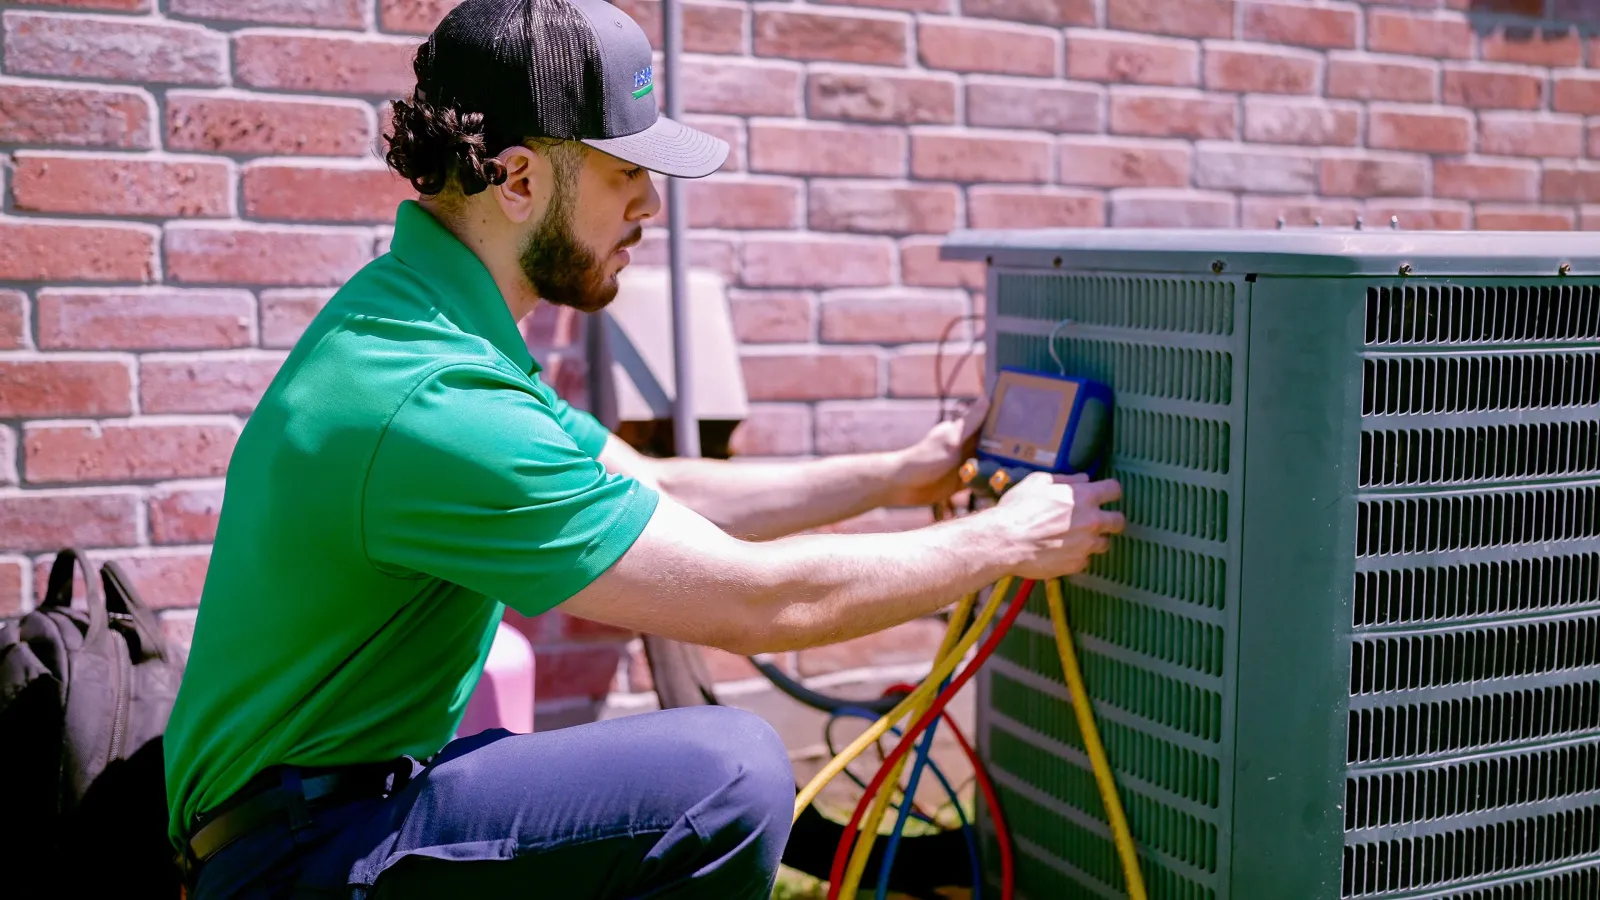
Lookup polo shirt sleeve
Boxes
[536,376,612,458]
[362,364,659,616]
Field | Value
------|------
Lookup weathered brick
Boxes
[149,481,225,545]
[1368,106,1473,154]
[754,8,907,65]
[1366,9,1472,59]
[1108,0,1234,40]
[176,0,364,28]
[12,0,150,10]
[1481,25,1582,67]
[815,400,945,456]
[727,291,813,344]
[1543,161,1600,203]
[911,131,1052,183]
[1443,65,1543,110]
[1204,42,1321,95]
[0,489,139,552]
[809,181,958,234]
[742,235,896,289]
[963,0,1092,26]
[1327,53,1437,103]
[0,78,153,148]
[1434,159,1540,202]
[1195,144,1317,193]
[1475,206,1574,230]
[1365,199,1470,231]
[749,121,905,177]
[968,186,1103,227]
[166,223,372,286]
[531,644,623,702]
[33,548,211,609]
[0,426,16,487]
[0,556,22,617]
[797,617,947,676]
[1065,30,1199,86]
[0,358,132,417]
[807,66,957,125]
[900,237,984,289]
[728,403,813,456]
[918,18,1058,77]
[889,348,983,398]
[378,0,459,34]
[37,288,254,351]
[235,31,419,97]
[3,12,226,85]
[139,351,288,415]
[742,350,881,400]
[0,291,24,351]
[12,152,232,218]
[965,77,1102,133]
[820,289,967,343]
[681,115,744,172]
[632,233,738,282]
[243,162,414,223]
[815,0,949,10]
[1243,96,1360,146]
[24,420,239,484]
[1479,112,1583,158]
[167,92,374,156]
[260,288,334,349]
[1242,1,1358,49]
[0,220,156,282]
[672,177,800,230]
[1240,196,1361,229]
[1320,152,1429,198]
[681,57,802,117]
[608,0,747,54]
[1110,189,1235,227]
[1553,72,1600,115]
[1058,136,1189,188]
[1109,87,1236,139]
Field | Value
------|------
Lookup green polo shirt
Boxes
[162,200,658,847]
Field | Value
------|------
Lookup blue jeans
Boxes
[191,707,795,899]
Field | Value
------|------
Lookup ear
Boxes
[491,145,549,225]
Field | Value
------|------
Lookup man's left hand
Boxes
[885,397,989,508]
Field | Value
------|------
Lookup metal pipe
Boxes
[662,0,699,459]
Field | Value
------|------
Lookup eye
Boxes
[623,166,647,181]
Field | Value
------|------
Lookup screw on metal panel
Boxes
[1399,263,1413,276]
[1561,262,1572,276]
[1053,257,1062,268]
[986,255,993,265]
[1212,259,1226,274]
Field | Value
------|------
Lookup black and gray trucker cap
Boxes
[419,0,728,179]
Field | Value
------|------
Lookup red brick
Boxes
[0,490,139,552]
[1196,144,1318,193]
[12,152,231,218]
[815,0,950,9]
[37,289,254,351]
[0,78,153,148]
[3,12,226,85]
[965,77,1102,133]
[681,57,802,117]
[742,350,881,400]
[963,0,1092,26]
[1204,42,1321,95]
[235,31,419,97]
[1443,65,1543,110]
[968,186,1104,227]
[1365,199,1470,230]
[741,235,895,289]
[177,0,364,28]
[807,66,957,125]
[0,291,23,351]
[23,420,238,484]
[1065,30,1199,87]
[532,644,623,702]
[749,121,905,177]
[608,0,747,54]
[754,8,907,65]
[0,220,155,282]
[1475,206,1574,230]
[682,177,801,230]
[260,288,334,349]
[0,557,22,618]
[1481,26,1582,67]
[166,224,372,286]
[0,358,133,417]
[0,426,15,487]
[1368,106,1473,154]
[900,238,984,289]
[632,233,738,282]
[149,481,224,545]
[1321,152,1429,198]
[1242,1,1359,49]
[889,347,984,398]
[681,115,744,172]
[1240,196,1361,228]
[139,352,287,415]
[728,403,813,456]
[1583,206,1600,230]
[1479,113,1583,158]
[1366,9,1473,59]
[820,289,968,343]
[1543,162,1600,203]
[166,92,374,157]
[34,548,212,609]
[816,400,946,455]
[1058,136,1189,187]
[1434,159,1540,202]
[1110,189,1236,227]
[808,181,958,234]
[728,291,813,344]
[1591,121,1600,158]
[1108,0,1234,39]
[243,162,414,224]
[1327,54,1438,103]
[918,18,1059,77]
[797,617,947,676]
[910,131,1052,183]
[1554,72,1600,115]
[1109,88,1237,139]
[11,0,150,10]
[1244,96,1360,146]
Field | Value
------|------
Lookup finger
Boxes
[1072,478,1123,508]
[1053,472,1091,484]
[1091,536,1111,554]
[1019,470,1055,489]
[1096,510,1127,534]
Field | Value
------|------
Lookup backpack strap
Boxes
[41,548,108,645]
[99,561,168,664]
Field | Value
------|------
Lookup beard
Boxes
[518,188,640,314]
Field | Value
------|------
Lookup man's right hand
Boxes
[994,471,1125,582]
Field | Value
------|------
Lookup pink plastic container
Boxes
[458,621,536,736]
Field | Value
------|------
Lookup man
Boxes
[161,0,1125,896]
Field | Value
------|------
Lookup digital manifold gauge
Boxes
[959,367,1112,500]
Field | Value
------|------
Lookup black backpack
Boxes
[0,547,187,897]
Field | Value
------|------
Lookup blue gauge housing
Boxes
[976,367,1113,479]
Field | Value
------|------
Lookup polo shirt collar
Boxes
[390,199,539,375]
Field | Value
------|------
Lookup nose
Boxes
[635,173,663,222]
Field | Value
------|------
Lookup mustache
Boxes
[616,227,643,253]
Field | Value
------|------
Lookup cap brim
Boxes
[582,115,729,179]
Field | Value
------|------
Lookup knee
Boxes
[666,707,794,837]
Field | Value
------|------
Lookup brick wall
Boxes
[3,0,1598,728]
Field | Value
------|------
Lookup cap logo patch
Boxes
[631,66,653,99]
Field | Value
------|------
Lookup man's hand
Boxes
[885,397,990,508]
[994,472,1124,581]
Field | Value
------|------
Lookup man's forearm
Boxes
[650,452,909,540]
